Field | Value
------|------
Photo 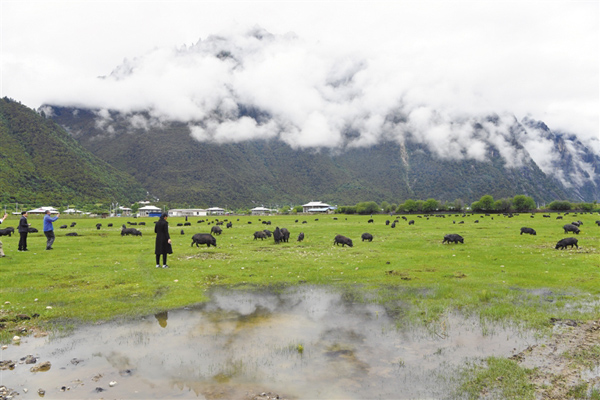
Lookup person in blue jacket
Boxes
[43,210,60,250]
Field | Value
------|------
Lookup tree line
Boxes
[335,195,599,215]
[2,196,597,217]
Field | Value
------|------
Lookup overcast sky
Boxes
[1,0,598,148]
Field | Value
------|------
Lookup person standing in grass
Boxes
[155,212,172,268]
[43,209,60,250]
[18,211,30,251]
[0,212,8,257]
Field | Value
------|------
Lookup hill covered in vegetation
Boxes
[0,98,146,205]
[43,106,572,208]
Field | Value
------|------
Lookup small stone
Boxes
[38,388,45,396]
[30,361,51,372]
[109,381,117,387]
[46,306,52,309]
[1,345,7,350]
[24,355,37,364]
[12,336,20,342]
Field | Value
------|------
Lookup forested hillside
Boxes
[0,98,146,204]
[45,106,571,208]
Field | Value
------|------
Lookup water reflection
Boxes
[154,311,168,328]
[1,286,538,399]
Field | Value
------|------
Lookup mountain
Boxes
[0,98,147,205]
[40,104,594,208]
[519,117,600,202]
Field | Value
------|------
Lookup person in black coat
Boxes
[18,211,30,251]
[0,212,8,257]
[154,212,172,268]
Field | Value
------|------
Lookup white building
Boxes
[168,208,208,217]
[138,205,162,217]
[207,207,226,216]
[118,207,132,216]
[63,208,84,214]
[250,206,276,216]
[302,201,334,213]
[27,206,60,214]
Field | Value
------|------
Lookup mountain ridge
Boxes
[42,104,593,207]
[0,98,147,205]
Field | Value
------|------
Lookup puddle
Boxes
[1,286,539,399]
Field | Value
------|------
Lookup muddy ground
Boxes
[510,319,600,399]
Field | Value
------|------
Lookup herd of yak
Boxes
[180,213,599,251]
[0,213,597,251]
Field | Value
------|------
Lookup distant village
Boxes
[9,201,337,218]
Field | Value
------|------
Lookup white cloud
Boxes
[1,1,597,163]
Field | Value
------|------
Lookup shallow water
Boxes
[1,286,538,399]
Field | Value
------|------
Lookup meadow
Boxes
[1,211,599,342]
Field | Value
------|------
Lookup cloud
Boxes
[9,13,597,165]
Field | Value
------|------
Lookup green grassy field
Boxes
[1,212,599,341]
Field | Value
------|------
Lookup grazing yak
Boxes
[107,223,113,227]
[191,233,217,247]
[367,219,374,224]
[571,221,583,227]
[59,225,68,229]
[96,223,102,230]
[297,232,304,242]
[442,234,464,244]
[70,222,76,227]
[556,237,578,250]
[121,227,142,236]
[263,229,272,237]
[65,232,78,236]
[361,233,373,242]
[334,234,353,247]
[211,226,223,235]
[408,220,415,225]
[138,222,146,226]
[0,227,15,237]
[273,227,283,244]
[253,231,267,240]
[520,227,536,235]
[226,222,233,228]
[28,227,39,233]
[563,224,580,234]
[281,228,291,243]
[184,222,191,226]
[385,220,390,226]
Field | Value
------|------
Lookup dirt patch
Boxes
[181,252,230,260]
[510,319,600,398]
